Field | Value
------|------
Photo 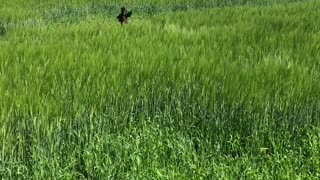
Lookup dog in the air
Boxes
[117,7,132,25]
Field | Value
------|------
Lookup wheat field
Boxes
[0,0,320,179]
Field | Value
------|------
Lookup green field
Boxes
[1,0,320,179]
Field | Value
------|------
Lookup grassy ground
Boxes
[1,0,320,179]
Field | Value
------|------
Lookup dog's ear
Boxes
[125,11,132,18]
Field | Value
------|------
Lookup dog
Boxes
[117,7,132,25]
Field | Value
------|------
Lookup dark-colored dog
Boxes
[117,7,132,25]
[0,24,5,36]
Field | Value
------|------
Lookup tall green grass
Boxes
[0,0,320,179]
[0,0,308,22]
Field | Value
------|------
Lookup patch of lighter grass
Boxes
[162,23,212,39]
[164,23,195,37]
[262,54,293,68]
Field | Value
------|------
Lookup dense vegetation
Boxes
[1,0,320,179]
